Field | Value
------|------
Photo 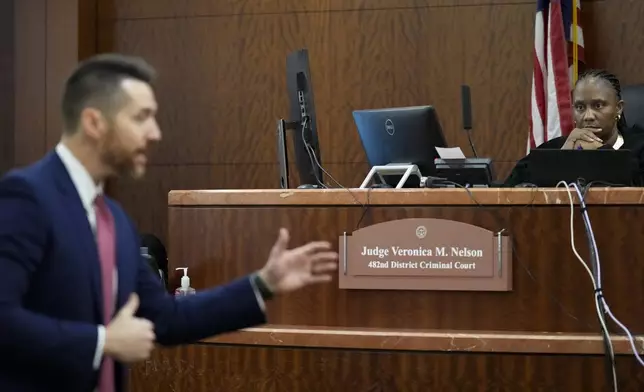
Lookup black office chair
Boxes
[621,84,644,130]
[140,233,169,289]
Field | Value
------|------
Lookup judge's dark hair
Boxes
[61,53,157,134]
[575,68,627,132]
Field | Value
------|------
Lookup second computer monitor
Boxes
[353,105,447,186]
[285,48,323,188]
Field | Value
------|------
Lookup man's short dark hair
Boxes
[61,53,157,133]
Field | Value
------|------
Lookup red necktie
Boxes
[95,195,116,392]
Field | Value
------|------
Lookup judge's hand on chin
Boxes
[561,127,604,150]
[257,228,338,294]
[574,139,604,150]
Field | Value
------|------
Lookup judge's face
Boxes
[572,78,623,141]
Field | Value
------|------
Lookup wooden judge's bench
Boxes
[131,188,644,391]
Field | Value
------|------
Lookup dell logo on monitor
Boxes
[384,119,395,135]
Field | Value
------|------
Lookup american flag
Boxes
[529,0,585,151]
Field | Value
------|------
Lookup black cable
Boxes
[424,183,596,329]
[354,186,372,230]
[331,170,610,355]
[299,117,372,230]
[577,181,618,391]
[300,117,326,189]
[446,178,619,390]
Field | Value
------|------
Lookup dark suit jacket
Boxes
[0,151,266,391]
[504,125,644,186]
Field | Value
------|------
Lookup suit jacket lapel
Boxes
[47,152,104,323]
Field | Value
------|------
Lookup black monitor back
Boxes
[352,105,447,187]
[286,49,323,187]
[529,149,637,187]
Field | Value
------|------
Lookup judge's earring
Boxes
[616,114,622,121]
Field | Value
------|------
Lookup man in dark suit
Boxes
[0,54,338,392]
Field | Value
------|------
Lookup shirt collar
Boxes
[55,142,104,210]
[613,133,624,150]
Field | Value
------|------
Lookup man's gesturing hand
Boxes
[258,228,338,294]
[104,294,156,363]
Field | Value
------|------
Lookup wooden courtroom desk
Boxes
[131,188,644,392]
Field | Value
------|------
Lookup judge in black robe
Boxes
[505,69,644,187]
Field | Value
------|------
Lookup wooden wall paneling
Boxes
[167,203,644,333]
[97,0,539,241]
[46,0,80,149]
[14,0,48,167]
[130,345,644,392]
[104,5,533,166]
[79,0,98,60]
[139,190,644,392]
[13,0,80,168]
[96,0,644,259]
[582,1,644,85]
[101,0,538,20]
[110,162,369,244]
[0,0,15,174]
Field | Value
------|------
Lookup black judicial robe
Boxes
[504,125,644,187]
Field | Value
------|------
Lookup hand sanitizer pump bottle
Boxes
[174,267,196,297]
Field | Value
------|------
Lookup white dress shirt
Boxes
[55,143,108,371]
[54,142,266,379]
[613,133,624,150]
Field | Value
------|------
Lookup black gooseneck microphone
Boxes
[461,85,479,158]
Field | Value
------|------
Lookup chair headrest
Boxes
[621,84,644,129]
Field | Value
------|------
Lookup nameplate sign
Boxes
[338,218,512,291]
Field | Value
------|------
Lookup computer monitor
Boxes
[284,48,323,189]
[528,149,637,187]
[352,105,447,187]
